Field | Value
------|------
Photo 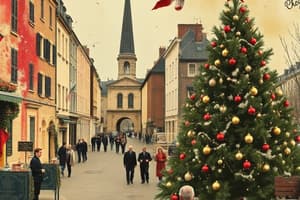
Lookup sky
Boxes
[62,0,299,81]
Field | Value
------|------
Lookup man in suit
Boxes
[30,148,45,200]
[123,145,137,185]
[138,146,152,184]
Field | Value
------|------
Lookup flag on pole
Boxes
[152,0,173,10]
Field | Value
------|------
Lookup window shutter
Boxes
[36,33,41,56]
[52,45,56,66]
[29,63,34,90]
[29,1,34,23]
[45,76,51,97]
[38,73,43,95]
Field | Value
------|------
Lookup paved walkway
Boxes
[40,137,160,200]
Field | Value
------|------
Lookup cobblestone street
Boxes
[40,137,159,200]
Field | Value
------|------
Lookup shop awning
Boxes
[0,91,22,104]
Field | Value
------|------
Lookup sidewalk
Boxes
[40,137,159,200]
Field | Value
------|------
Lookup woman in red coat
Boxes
[155,147,167,181]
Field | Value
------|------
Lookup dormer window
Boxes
[124,61,130,74]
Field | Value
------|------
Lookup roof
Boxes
[179,30,209,61]
[142,57,165,87]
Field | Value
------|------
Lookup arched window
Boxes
[128,93,134,108]
[124,61,130,74]
[117,93,123,108]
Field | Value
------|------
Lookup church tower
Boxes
[117,0,137,80]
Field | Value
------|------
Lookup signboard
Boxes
[41,164,60,200]
[18,141,33,152]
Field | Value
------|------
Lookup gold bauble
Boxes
[187,130,195,137]
[296,166,300,171]
[236,31,241,36]
[224,8,230,13]
[219,44,224,49]
[276,88,283,96]
[176,142,180,147]
[217,159,223,165]
[245,65,252,72]
[214,59,221,66]
[273,127,281,135]
[257,113,262,118]
[235,151,243,160]
[220,105,227,113]
[212,181,221,191]
[290,140,296,146]
[284,147,291,155]
[262,164,270,172]
[209,79,216,87]
[233,15,239,21]
[219,78,223,84]
[203,145,211,155]
[184,172,192,181]
[244,133,254,144]
[259,79,264,85]
[285,132,290,137]
[283,141,288,146]
[166,181,172,187]
[232,116,240,125]
[222,48,229,57]
[250,87,258,96]
[202,95,210,103]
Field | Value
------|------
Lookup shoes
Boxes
[141,181,145,184]
[131,181,133,184]
[146,180,149,184]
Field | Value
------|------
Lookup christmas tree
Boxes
[156,0,300,199]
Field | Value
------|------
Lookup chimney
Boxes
[83,46,90,56]
[178,24,203,42]
[159,46,166,58]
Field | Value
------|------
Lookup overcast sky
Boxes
[62,0,299,80]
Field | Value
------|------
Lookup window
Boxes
[29,63,34,90]
[128,93,134,108]
[29,1,34,23]
[44,39,50,62]
[45,76,51,97]
[11,48,18,83]
[124,62,130,74]
[188,63,196,77]
[40,0,44,19]
[38,73,43,95]
[29,116,35,143]
[11,0,18,32]
[49,6,52,28]
[52,45,56,66]
[58,84,61,109]
[186,86,194,98]
[36,33,41,56]
[117,93,123,108]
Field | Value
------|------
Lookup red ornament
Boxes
[295,135,300,142]
[228,58,237,66]
[250,37,257,45]
[243,160,251,169]
[240,47,247,54]
[239,6,247,13]
[284,100,289,107]
[248,106,256,115]
[260,60,266,67]
[241,0,245,2]
[216,132,225,141]
[0,34,3,42]
[179,153,186,160]
[271,93,276,100]
[234,95,242,103]
[191,139,197,145]
[190,93,196,100]
[171,194,179,200]
[262,143,270,152]
[245,17,250,23]
[203,113,211,121]
[185,121,190,127]
[168,168,174,174]
[204,63,210,69]
[224,25,231,33]
[211,41,217,47]
[258,50,263,56]
[263,73,270,81]
[201,164,210,173]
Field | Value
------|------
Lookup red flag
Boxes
[152,0,173,10]
[0,129,9,157]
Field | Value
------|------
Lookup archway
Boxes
[116,117,134,133]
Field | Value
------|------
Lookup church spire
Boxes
[117,0,137,80]
[119,0,135,54]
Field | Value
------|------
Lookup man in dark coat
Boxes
[102,134,108,152]
[137,146,152,184]
[123,145,137,185]
[30,148,45,200]
[91,136,97,152]
[57,142,66,176]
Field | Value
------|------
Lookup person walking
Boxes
[30,148,45,200]
[57,142,67,176]
[96,135,101,152]
[155,147,167,181]
[179,185,195,200]
[66,144,75,177]
[123,145,137,185]
[76,139,83,163]
[120,133,127,154]
[109,133,114,151]
[82,138,88,162]
[102,134,108,152]
[115,134,121,153]
[91,136,97,152]
[137,146,152,184]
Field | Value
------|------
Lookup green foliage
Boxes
[156,0,300,199]
[0,100,19,129]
